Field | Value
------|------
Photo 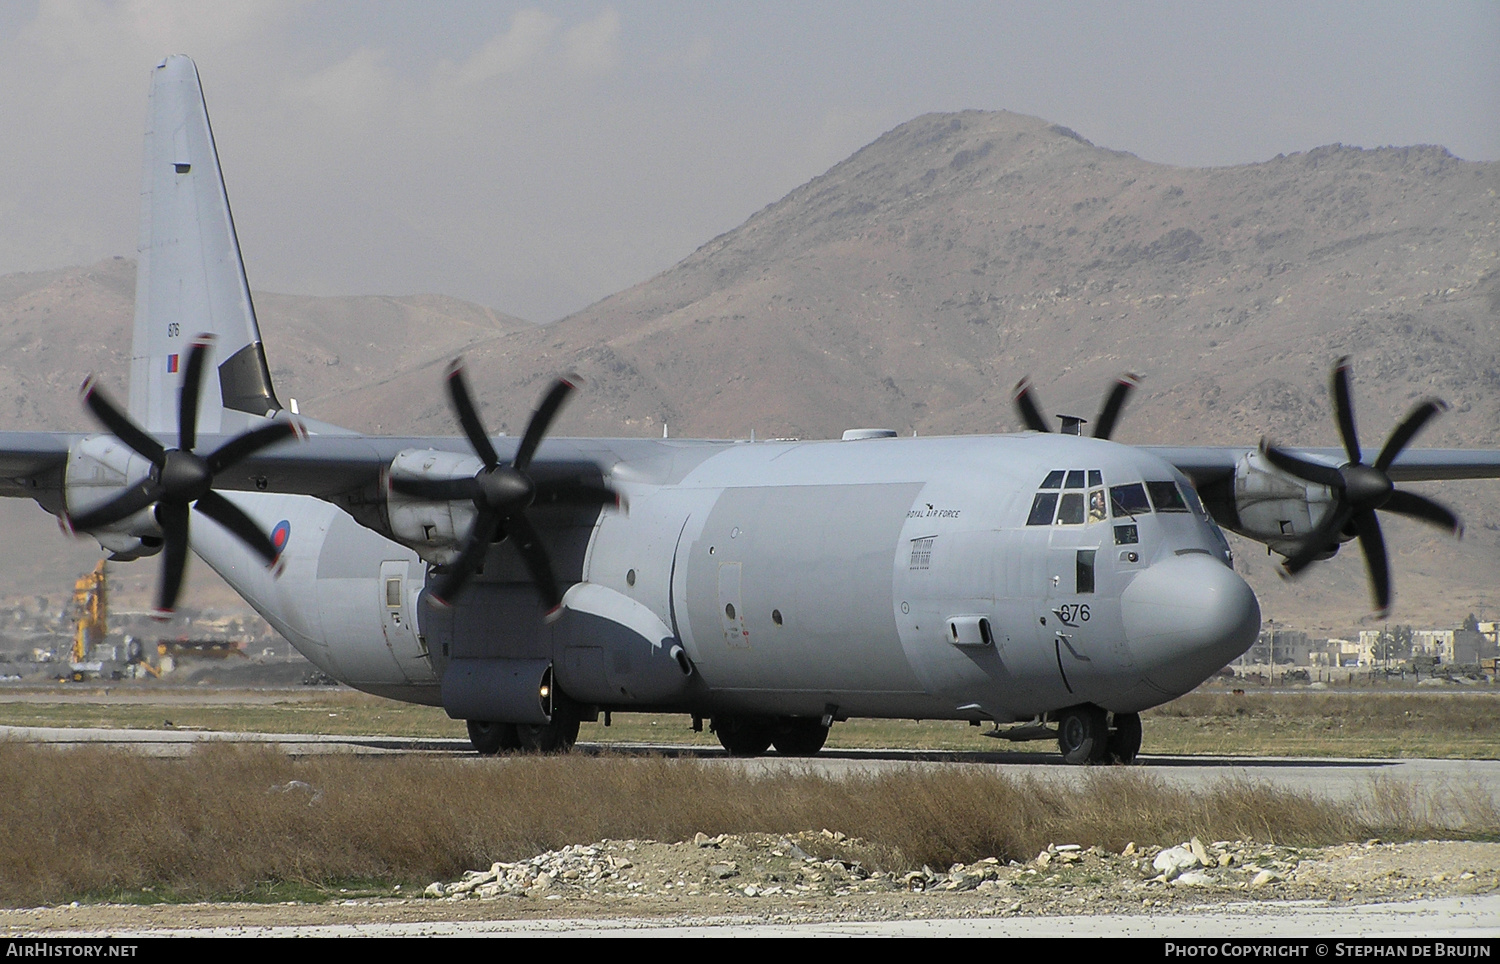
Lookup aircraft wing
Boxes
[1148,446,1500,485]
[0,430,692,505]
[6,433,1500,507]
[0,432,76,498]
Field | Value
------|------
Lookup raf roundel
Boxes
[271,520,291,555]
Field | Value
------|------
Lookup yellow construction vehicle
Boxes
[66,560,109,681]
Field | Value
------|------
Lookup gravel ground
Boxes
[4,835,1497,935]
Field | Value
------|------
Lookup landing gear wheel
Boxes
[1107,712,1142,765]
[467,719,520,756]
[1056,704,1109,765]
[771,718,829,756]
[713,716,773,757]
[515,708,580,754]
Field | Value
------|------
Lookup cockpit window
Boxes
[1180,483,1208,518]
[1147,481,1189,512]
[1087,470,1103,487]
[1027,492,1059,525]
[1064,470,1086,489]
[1110,483,1151,517]
[1040,470,1065,489]
[1087,489,1107,523]
[1056,492,1085,525]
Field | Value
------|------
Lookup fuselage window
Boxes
[1064,470,1086,489]
[1040,470,1065,489]
[1056,492,1085,525]
[1147,481,1189,512]
[1076,549,1096,593]
[1087,488,1107,523]
[1110,483,1151,517]
[1027,492,1059,525]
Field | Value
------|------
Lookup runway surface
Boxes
[43,895,1500,937]
[6,723,1498,805]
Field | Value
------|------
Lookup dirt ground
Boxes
[4,835,1496,934]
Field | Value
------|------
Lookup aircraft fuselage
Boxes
[194,430,1260,728]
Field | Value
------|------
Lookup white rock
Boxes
[1153,845,1198,879]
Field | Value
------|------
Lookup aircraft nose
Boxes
[1121,553,1260,695]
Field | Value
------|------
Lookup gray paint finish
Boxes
[685,482,924,696]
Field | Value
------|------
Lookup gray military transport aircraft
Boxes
[5,57,1497,764]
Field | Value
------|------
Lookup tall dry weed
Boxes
[1,743,1494,905]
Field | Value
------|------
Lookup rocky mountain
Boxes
[4,109,1498,632]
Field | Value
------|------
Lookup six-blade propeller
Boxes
[69,343,1460,621]
[65,336,303,614]
[388,361,621,613]
[1261,357,1461,616]
[1013,373,1141,439]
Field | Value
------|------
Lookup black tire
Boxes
[467,719,520,756]
[1056,704,1109,765]
[515,706,580,754]
[713,715,773,757]
[771,718,829,756]
[1107,712,1143,765]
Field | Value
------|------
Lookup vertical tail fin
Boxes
[128,55,281,436]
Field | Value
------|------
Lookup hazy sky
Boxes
[2,1,1496,322]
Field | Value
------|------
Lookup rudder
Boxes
[128,55,281,436]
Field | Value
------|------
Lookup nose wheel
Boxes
[1056,705,1142,765]
[1107,712,1142,765]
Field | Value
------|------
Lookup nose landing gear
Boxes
[1055,705,1142,765]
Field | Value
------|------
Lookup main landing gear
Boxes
[466,702,581,755]
[712,715,830,757]
[1054,704,1142,765]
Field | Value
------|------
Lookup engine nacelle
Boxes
[386,448,482,565]
[1223,450,1340,556]
[64,435,162,560]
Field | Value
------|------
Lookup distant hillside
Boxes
[3,109,1498,631]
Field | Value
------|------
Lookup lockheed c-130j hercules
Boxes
[5,57,1497,764]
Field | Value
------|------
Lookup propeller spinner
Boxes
[1013,373,1141,439]
[65,335,304,613]
[1262,357,1462,616]
[389,362,621,613]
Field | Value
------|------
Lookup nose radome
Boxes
[1121,552,1260,696]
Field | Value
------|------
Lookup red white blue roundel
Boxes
[270,520,291,556]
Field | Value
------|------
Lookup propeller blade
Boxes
[514,377,577,472]
[194,490,279,566]
[1262,442,1345,490]
[445,361,500,470]
[1280,505,1353,576]
[504,511,562,613]
[81,378,166,466]
[155,500,191,614]
[1331,357,1362,465]
[389,475,480,502]
[1383,489,1463,536]
[1013,378,1050,433]
[430,508,500,606]
[66,478,164,532]
[1092,374,1140,441]
[177,336,212,452]
[204,420,302,474]
[1351,510,1391,615]
[532,478,620,508]
[1373,399,1447,474]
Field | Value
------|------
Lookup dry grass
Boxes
[2,743,1495,906]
